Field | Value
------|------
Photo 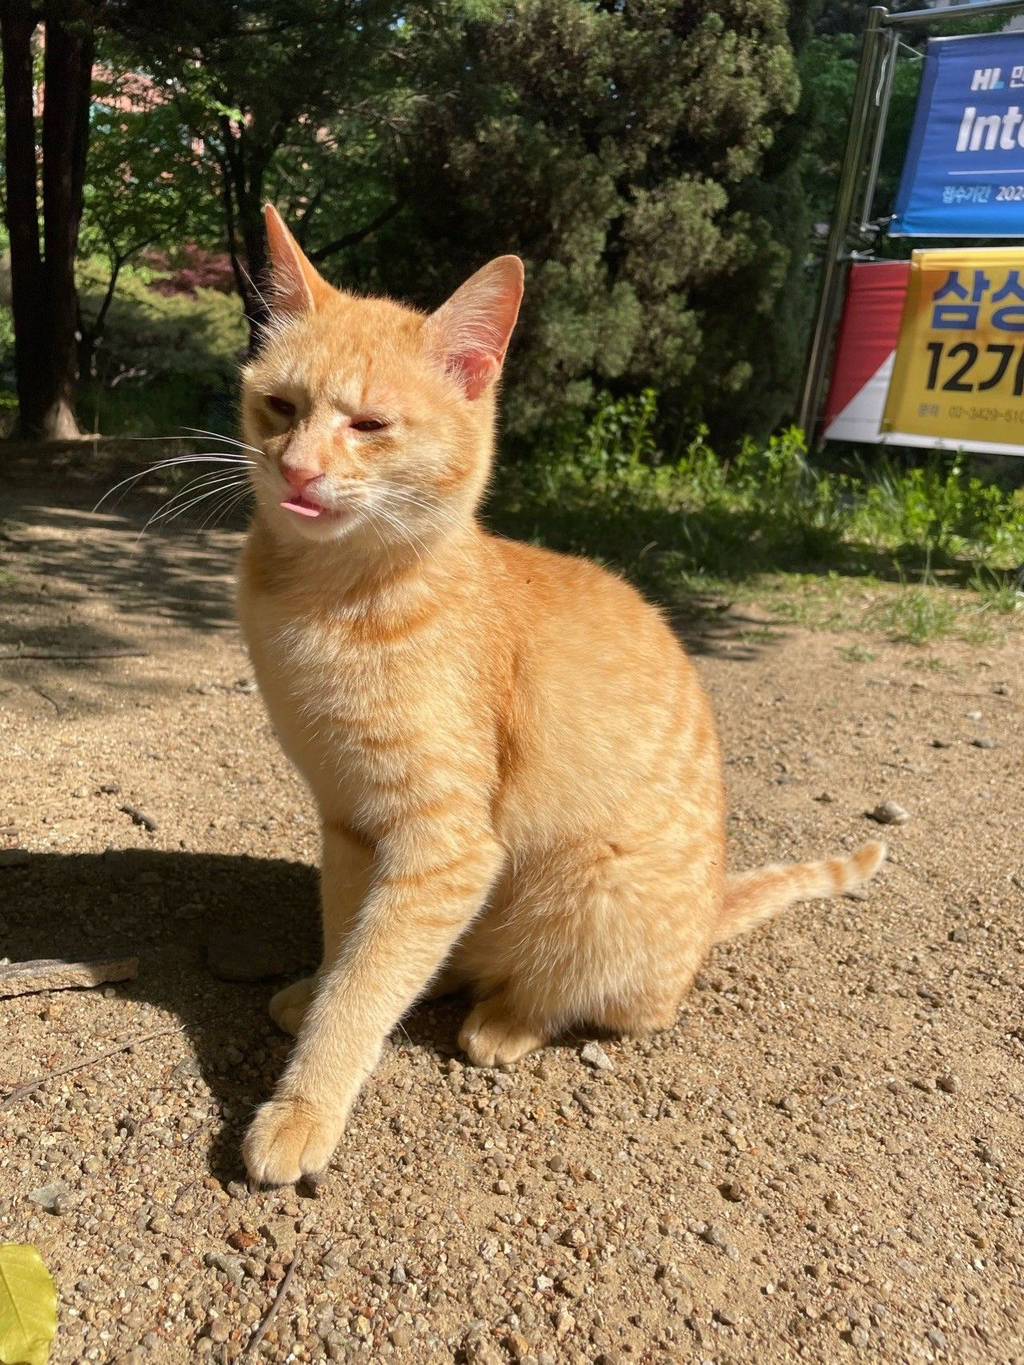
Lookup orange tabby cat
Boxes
[237,206,885,1185]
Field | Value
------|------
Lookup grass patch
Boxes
[905,654,957,673]
[485,393,1024,643]
[969,566,1023,616]
[839,643,876,663]
[863,586,959,645]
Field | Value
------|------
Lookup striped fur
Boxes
[715,841,887,943]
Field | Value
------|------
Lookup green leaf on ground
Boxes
[0,1245,57,1365]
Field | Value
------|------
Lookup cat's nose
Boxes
[281,465,322,493]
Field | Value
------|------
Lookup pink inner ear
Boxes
[449,351,500,400]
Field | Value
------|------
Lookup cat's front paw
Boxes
[269,976,316,1036]
[242,1096,342,1186]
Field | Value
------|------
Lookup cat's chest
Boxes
[240,593,458,810]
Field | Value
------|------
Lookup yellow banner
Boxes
[883,247,1024,449]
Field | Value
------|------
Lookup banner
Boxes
[824,262,910,444]
[891,33,1024,237]
[882,247,1024,455]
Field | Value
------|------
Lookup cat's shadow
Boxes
[1,848,463,1187]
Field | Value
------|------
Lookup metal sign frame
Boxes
[798,0,1024,445]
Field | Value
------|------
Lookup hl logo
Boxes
[972,67,1005,91]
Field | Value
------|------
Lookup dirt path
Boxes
[1,460,1022,1364]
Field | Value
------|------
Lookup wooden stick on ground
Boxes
[0,1025,183,1110]
[0,956,139,999]
[0,650,151,661]
[246,1251,300,1358]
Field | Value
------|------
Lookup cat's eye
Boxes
[351,418,389,433]
[266,395,296,418]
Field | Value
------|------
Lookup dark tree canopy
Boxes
[2,0,902,447]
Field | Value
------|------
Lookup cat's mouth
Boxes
[279,494,351,522]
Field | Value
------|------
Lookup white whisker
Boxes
[239,263,273,320]
[200,484,253,531]
[137,474,251,541]
[371,504,430,566]
[179,427,263,455]
[147,469,254,521]
[383,486,464,529]
[94,453,256,513]
[138,487,248,543]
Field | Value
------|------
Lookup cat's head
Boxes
[241,206,523,547]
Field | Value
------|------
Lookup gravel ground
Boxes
[1,452,1022,1364]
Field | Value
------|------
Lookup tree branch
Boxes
[307,200,404,263]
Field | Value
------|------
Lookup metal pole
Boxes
[798,6,887,442]
[886,0,1024,27]
[859,26,900,232]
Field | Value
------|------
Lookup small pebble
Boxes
[971,737,997,750]
[701,1223,728,1249]
[868,801,910,826]
[936,1074,961,1094]
[206,1318,230,1344]
[28,1183,66,1214]
[580,1042,614,1072]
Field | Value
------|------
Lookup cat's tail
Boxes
[714,840,886,944]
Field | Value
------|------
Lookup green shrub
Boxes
[487,391,1024,600]
[77,260,247,436]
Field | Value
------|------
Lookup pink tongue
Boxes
[281,498,321,518]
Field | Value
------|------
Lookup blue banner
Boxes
[892,33,1024,237]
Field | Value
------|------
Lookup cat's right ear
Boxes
[264,205,330,316]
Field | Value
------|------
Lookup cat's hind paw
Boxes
[459,996,547,1067]
[269,976,316,1036]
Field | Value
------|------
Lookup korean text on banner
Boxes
[882,247,1024,453]
[891,33,1024,237]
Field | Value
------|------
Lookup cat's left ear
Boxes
[426,256,524,399]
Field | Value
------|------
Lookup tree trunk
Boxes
[1,1,94,440]
[39,1,95,439]
[76,251,122,382]
[217,119,272,353]
[1,3,46,436]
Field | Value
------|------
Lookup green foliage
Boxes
[83,63,220,267]
[799,32,922,230]
[75,262,246,435]
[487,391,1024,620]
[849,458,1024,562]
[0,1244,57,1365]
[315,0,808,445]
